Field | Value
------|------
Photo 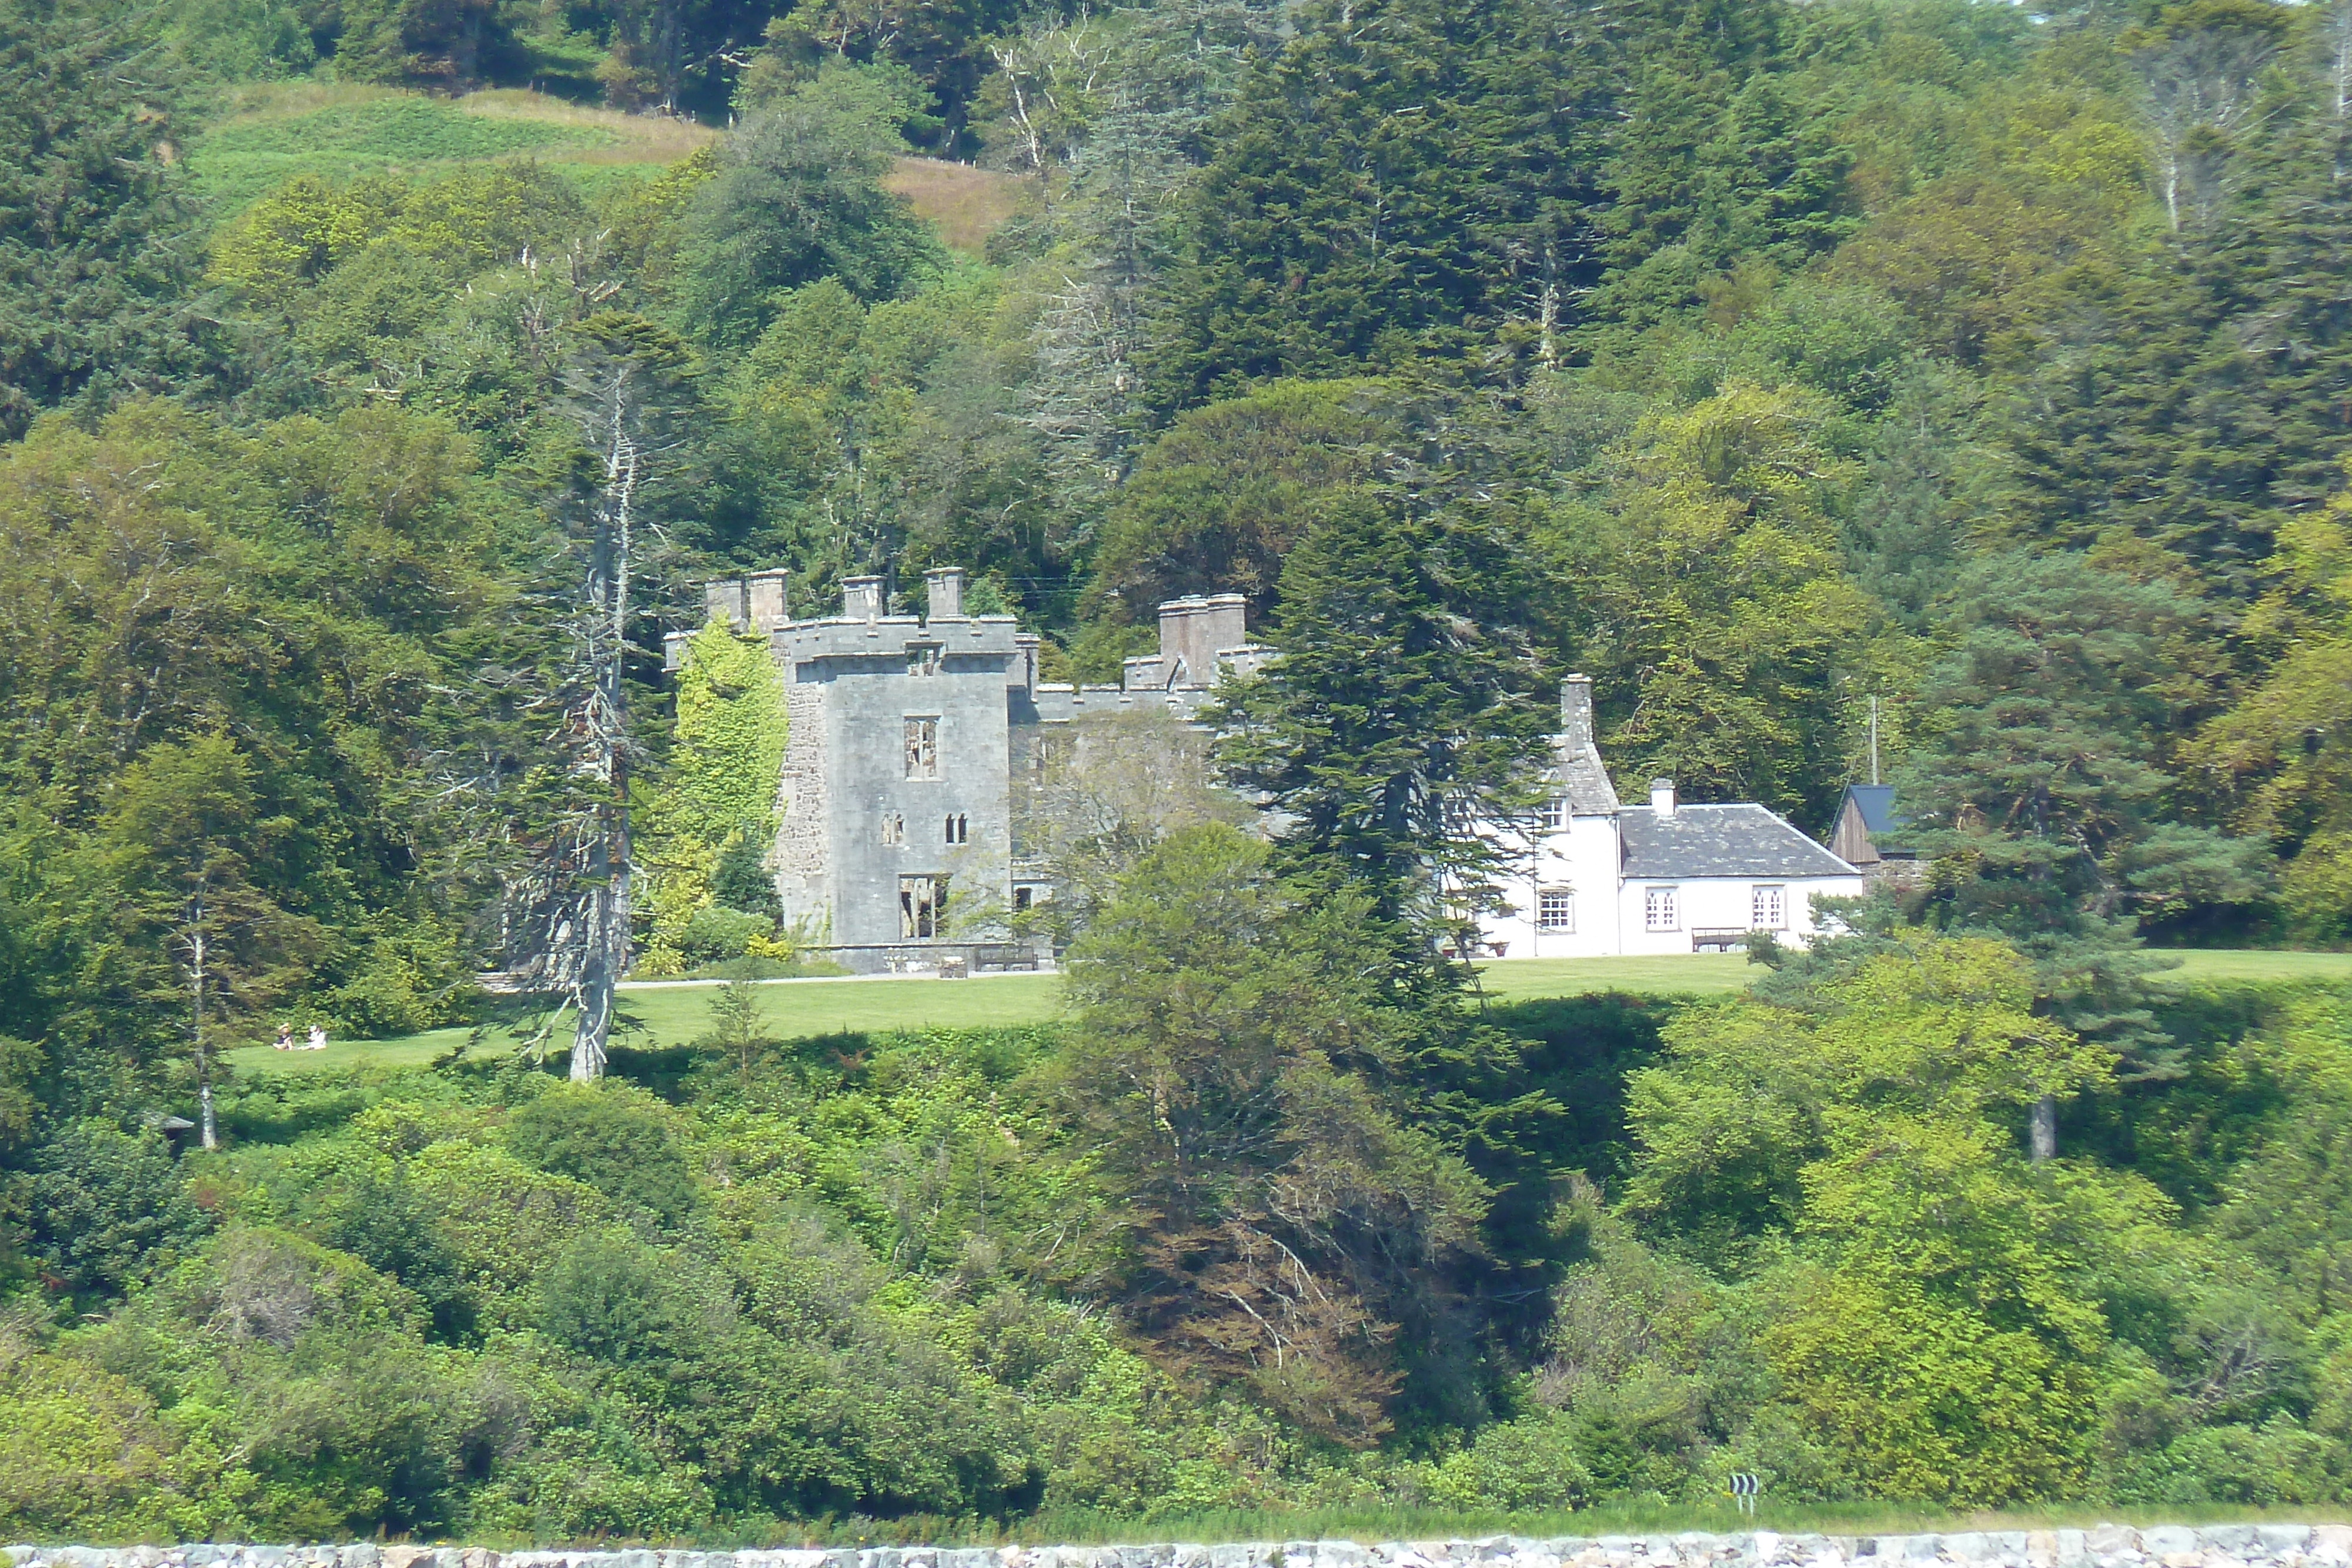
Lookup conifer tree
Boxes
[1891,553,2266,1100]
[1213,487,1551,971]
[503,313,698,1079]
[1145,0,1613,405]
[0,0,219,438]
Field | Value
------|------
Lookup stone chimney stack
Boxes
[841,575,884,623]
[1198,593,1247,675]
[924,566,967,621]
[744,568,790,633]
[1561,674,1596,747]
[1651,778,1678,818]
[1157,593,1252,688]
[1013,631,1041,691]
[705,577,750,630]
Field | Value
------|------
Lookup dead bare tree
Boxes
[2137,24,2281,231]
[501,314,696,1080]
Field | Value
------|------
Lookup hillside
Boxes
[9,0,2352,1542]
[187,85,1027,252]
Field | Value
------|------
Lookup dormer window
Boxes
[1538,797,1566,831]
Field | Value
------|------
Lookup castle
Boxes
[674,567,1265,973]
[675,567,1860,973]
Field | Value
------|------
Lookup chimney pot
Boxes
[1651,778,1677,818]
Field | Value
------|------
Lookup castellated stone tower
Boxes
[678,569,1265,974]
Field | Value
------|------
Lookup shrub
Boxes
[679,902,771,964]
[27,1122,211,1300]
[507,1083,698,1227]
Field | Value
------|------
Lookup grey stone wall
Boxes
[12,1524,2350,1568]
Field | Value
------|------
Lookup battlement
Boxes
[777,613,1024,668]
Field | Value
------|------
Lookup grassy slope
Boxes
[185,83,1031,254]
[220,948,2352,1076]
[185,84,714,210]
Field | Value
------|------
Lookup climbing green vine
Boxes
[636,619,787,974]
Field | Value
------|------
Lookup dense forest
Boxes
[8,0,2352,1540]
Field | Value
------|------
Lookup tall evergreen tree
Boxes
[1145,0,1614,406]
[1891,553,2266,1094]
[0,0,220,438]
[1212,486,1552,972]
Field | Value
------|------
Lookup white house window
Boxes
[1537,890,1575,931]
[1752,884,1787,930]
[1644,885,1679,932]
[945,812,968,845]
[1538,797,1566,831]
[899,874,946,938]
[880,811,904,845]
[904,717,940,779]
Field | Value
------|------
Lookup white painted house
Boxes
[1475,677,1865,958]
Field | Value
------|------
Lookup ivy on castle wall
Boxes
[637,621,788,973]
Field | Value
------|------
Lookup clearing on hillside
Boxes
[188,85,1034,256]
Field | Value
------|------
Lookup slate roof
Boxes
[1843,784,1906,835]
[1544,732,1621,814]
[1619,804,1860,880]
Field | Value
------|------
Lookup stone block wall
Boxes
[10,1523,2351,1568]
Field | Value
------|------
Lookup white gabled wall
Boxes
[1483,813,1625,959]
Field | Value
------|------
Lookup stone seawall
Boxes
[9,1526,2352,1568]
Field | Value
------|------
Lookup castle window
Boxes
[880,811,904,845]
[1538,797,1566,831]
[1014,887,1033,912]
[1752,884,1786,930]
[904,717,939,779]
[1644,886,1679,932]
[907,643,941,677]
[945,812,968,845]
[900,875,946,938]
[1537,890,1574,931]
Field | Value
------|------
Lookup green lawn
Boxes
[221,948,2352,1076]
[221,972,1068,1074]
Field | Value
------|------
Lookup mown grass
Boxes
[218,971,1067,1075]
[219,950,2352,1079]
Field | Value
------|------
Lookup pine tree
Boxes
[1212,486,1552,969]
[0,0,220,438]
[1144,0,1615,406]
[1892,553,2266,1088]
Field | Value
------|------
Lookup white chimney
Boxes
[1651,778,1677,818]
